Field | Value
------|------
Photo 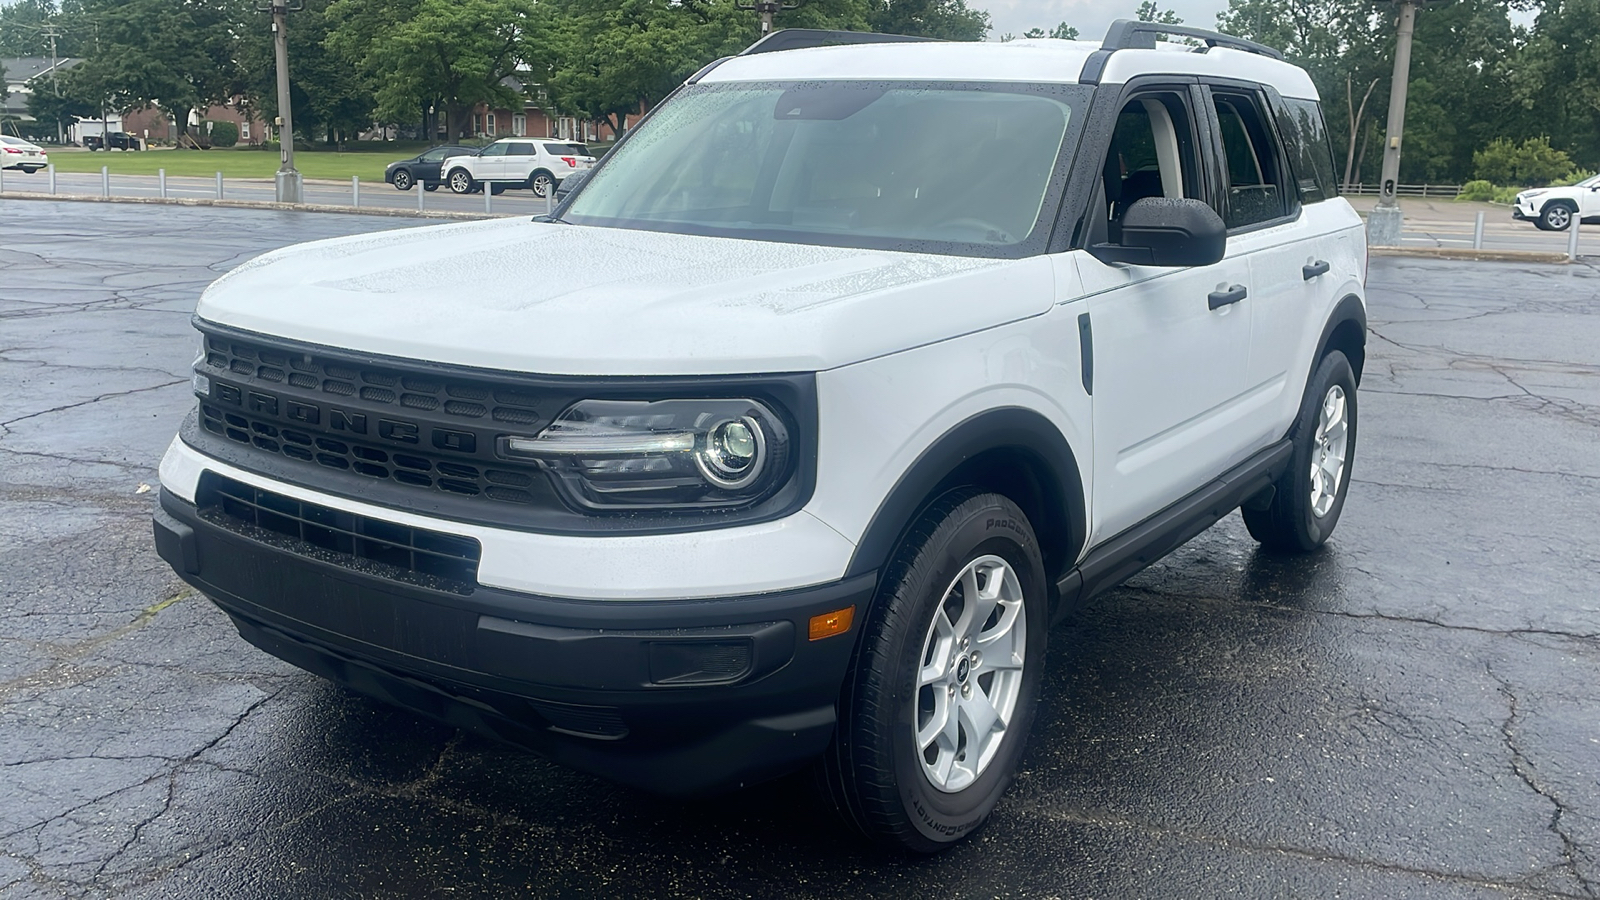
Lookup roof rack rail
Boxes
[740,28,939,56]
[1100,18,1284,60]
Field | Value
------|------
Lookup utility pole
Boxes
[43,24,62,145]
[264,0,303,203]
[1367,0,1420,246]
[736,0,798,35]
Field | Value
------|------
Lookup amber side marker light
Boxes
[809,606,856,641]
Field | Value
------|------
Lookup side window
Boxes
[1097,91,1203,240]
[1211,91,1289,229]
[509,142,536,156]
[1276,98,1339,203]
[421,150,447,162]
[478,143,509,158]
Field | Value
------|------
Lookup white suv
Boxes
[155,22,1365,852]
[441,137,596,196]
[1513,173,1600,231]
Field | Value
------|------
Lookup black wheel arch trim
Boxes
[842,407,1086,589]
[1316,293,1367,382]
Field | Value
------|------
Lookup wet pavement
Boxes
[2,198,1598,899]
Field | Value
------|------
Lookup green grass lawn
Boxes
[43,145,432,181]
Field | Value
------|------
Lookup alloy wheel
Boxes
[913,554,1028,793]
[1309,384,1349,518]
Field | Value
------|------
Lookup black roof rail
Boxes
[1099,18,1284,60]
[740,28,939,56]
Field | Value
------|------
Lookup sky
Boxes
[983,0,1230,41]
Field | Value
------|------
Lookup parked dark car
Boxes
[384,145,475,191]
[83,132,140,151]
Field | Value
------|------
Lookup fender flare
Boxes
[843,407,1086,583]
[1316,293,1367,381]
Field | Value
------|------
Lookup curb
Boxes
[1368,246,1574,264]
[0,191,505,221]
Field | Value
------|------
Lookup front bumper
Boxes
[153,487,873,795]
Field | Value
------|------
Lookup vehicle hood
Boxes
[196,217,1054,375]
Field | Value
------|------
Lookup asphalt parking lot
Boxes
[2,198,1598,899]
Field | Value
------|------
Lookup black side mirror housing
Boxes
[1089,197,1227,267]
[555,167,593,203]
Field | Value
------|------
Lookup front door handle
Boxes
[1208,284,1248,310]
[1302,260,1331,280]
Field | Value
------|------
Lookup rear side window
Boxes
[1211,91,1290,229]
[544,143,580,155]
[509,142,536,155]
[1276,98,1339,203]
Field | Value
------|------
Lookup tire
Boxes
[489,182,506,195]
[528,170,555,198]
[1243,350,1358,552]
[1540,202,1575,232]
[819,490,1048,852]
[423,183,439,192]
[447,168,475,194]
[392,169,413,191]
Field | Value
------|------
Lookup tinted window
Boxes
[1212,92,1288,229]
[420,149,449,162]
[508,143,536,156]
[1277,98,1339,202]
[544,143,583,155]
[566,81,1082,253]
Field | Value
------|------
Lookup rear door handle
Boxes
[1302,260,1331,280]
[1208,284,1247,310]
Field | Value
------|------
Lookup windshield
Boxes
[564,81,1084,255]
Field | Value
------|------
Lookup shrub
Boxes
[1492,186,1521,205]
[207,120,239,148]
[1457,179,1496,202]
[1472,136,1575,187]
[1552,169,1596,187]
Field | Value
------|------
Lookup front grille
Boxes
[204,335,546,427]
[197,472,481,593]
[198,402,544,505]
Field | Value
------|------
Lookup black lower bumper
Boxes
[153,488,872,795]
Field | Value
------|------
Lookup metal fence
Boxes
[1341,183,1464,198]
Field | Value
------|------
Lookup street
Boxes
[2,199,1598,898]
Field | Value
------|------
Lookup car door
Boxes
[1069,85,1256,542]
[474,142,509,180]
[417,148,451,183]
[1582,175,1600,220]
[504,142,539,183]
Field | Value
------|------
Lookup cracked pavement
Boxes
[2,199,1598,898]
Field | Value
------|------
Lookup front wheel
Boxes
[1243,350,1358,552]
[447,169,475,194]
[423,183,439,192]
[1540,203,1575,231]
[819,490,1047,852]
[392,169,413,191]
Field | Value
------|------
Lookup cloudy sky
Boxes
[983,0,1229,40]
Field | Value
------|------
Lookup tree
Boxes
[1473,136,1576,186]
[867,0,989,40]
[241,0,374,145]
[328,0,536,141]
[1023,27,1045,39]
[1050,22,1079,40]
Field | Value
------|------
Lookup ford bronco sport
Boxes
[154,21,1366,852]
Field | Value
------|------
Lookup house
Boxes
[122,101,267,147]
[1,56,82,139]
[461,76,647,145]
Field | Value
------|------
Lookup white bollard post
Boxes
[49,163,56,195]
[417,182,425,211]
[1570,221,1582,262]
[352,175,360,208]
[101,165,109,198]
[0,162,6,194]
[484,186,492,214]
[1473,210,1485,250]
[158,168,166,199]
[216,171,224,199]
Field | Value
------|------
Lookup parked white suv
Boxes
[1513,173,1600,231]
[155,22,1365,852]
[441,137,595,196]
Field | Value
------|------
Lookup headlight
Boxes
[501,398,792,511]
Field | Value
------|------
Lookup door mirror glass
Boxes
[554,167,594,203]
[1088,197,1226,267]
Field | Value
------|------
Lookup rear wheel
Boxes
[1243,350,1358,552]
[447,169,475,194]
[489,182,506,195]
[1540,202,1575,231]
[819,490,1047,852]
[392,169,413,191]
[529,170,555,198]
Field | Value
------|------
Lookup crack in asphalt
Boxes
[0,378,188,434]
[0,589,194,701]
[1489,665,1598,898]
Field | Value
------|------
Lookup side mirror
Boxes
[554,167,593,203]
[1089,197,1227,267]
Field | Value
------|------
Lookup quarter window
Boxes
[1276,98,1339,203]
[1212,92,1289,228]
